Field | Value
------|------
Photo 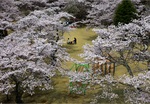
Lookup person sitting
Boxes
[74,37,77,44]
[67,38,77,44]
[67,38,73,44]
[67,38,70,44]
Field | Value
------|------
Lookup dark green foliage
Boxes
[113,0,137,26]
[47,0,58,3]
[64,2,88,20]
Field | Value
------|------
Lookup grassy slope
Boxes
[62,28,97,69]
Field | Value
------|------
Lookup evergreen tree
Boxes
[113,0,137,26]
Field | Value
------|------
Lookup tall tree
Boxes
[0,6,73,103]
[81,15,150,77]
[88,71,150,104]
[113,0,137,26]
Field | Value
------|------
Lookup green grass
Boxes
[62,27,97,69]
[63,28,97,60]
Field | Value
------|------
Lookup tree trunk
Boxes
[148,60,150,71]
[15,82,23,104]
[123,62,134,77]
[6,94,10,101]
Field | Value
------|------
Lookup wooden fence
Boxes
[92,61,116,76]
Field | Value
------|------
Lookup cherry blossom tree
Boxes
[15,0,54,16]
[89,71,150,104]
[81,15,150,76]
[0,0,21,21]
[0,0,71,29]
[0,0,21,29]
[0,5,74,103]
[120,71,150,104]
[0,34,56,103]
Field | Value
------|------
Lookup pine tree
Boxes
[113,0,137,26]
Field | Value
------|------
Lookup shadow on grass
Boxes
[22,75,88,104]
[63,44,77,49]
[63,44,81,53]
[0,93,15,103]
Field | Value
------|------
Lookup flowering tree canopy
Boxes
[0,2,74,103]
[89,71,150,104]
[81,15,150,76]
